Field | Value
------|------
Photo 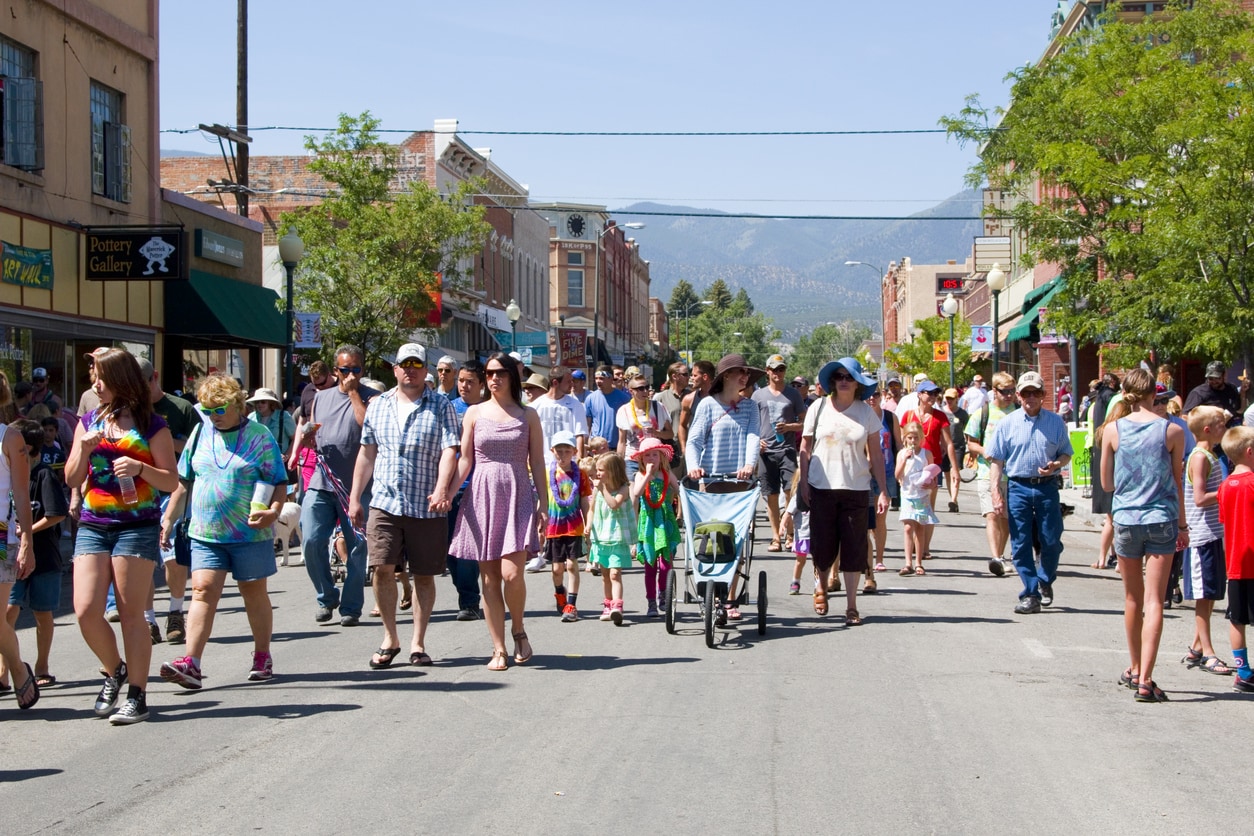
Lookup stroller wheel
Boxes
[703,582,717,649]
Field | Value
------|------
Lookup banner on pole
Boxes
[557,328,586,367]
[970,325,994,351]
[933,341,950,362]
[294,313,322,349]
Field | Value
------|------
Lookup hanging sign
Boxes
[970,326,994,350]
[933,341,950,362]
[558,328,587,367]
[294,312,322,349]
[85,226,187,281]
[1,241,53,289]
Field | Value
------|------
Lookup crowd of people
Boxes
[1,345,1252,723]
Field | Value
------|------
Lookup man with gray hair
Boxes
[290,345,381,626]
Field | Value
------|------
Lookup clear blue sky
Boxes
[159,1,1064,218]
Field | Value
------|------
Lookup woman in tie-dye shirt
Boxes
[158,374,287,692]
[64,349,179,725]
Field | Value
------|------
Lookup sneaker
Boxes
[1234,674,1254,693]
[988,558,1006,577]
[789,580,801,595]
[610,601,624,626]
[657,596,668,614]
[526,556,547,573]
[314,605,335,623]
[1039,582,1054,607]
[339,614,360,627]
[599,600,613,622]
[159,656,204,690]
[1014,597,1042,615]
[646,600,659,618]
[149,622,162,645]
[561,604,579,623]
[554,591,568,614]
[94,662,127,716]
[248,651,274,682]
[108,696,149,725]
[105,609,120,623]
[1172,586,1183,606]
[456,608,480,621]
[165,611,186,645]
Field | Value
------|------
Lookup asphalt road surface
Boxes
[2,485,1249,835]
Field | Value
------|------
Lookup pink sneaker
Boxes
[248,651,273,682]
[610,599,624,626]
[160,656,203,690]
[599,600,613,621]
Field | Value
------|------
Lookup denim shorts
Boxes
[9,571,61,611]
[1114,520,1177,560]
[75,524,161,563]
[190,539,277,583]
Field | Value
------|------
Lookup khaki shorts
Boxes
[977,476,1008,517]
[366,511,447,576]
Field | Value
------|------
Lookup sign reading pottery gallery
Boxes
[84,226,187,281]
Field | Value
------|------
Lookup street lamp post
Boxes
[845,260,886,365]
[592,221,645,372]
[941,292,959,389]
[721,331,743,357]
[278,229,304,402]
[986,263,1007,377]
[672,299,712,364]
[506,298,521,352]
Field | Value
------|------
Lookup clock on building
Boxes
[566,214,586,238]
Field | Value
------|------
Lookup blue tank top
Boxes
[1112,417,1176,526]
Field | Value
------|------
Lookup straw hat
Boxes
[630,436,673,462]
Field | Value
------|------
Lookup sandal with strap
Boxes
[767,539,782,553]
[1182,647,1203,668]
[1135,679,1169,703]
[512,631,533,664]
[899,566,912,577]
[487,650,508,671]
[16,663,40,710]
[369,647,402,669]
[1201,655,1233,675]
[845,608,863,626]
[1118,668,1139,690]
[813,588,828,616]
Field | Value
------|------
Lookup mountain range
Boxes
[614,190,982,339]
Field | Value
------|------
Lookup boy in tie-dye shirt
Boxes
[546,431,592,622]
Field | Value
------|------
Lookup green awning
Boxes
[1006,274,1066,343]
[165,270,286,347]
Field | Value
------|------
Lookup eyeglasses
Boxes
[996,388,1015,397]
[397,359,425,369]
[199,403,229,415]
[336,366,362,375]
[485,368,511,378]
[436,366,454,373]
[1019,389,1044,397]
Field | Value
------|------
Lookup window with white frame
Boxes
[90,80,130,202]
[567,268,584,308]
[0,36,42,172]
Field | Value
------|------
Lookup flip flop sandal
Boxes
[399,596,413,611]
[915,566,926,576]
[16,663,39,710]
[487,650,508,671]
[35,674,56,688]
[0,681,11,695]
[899,566,912,577]
[409,651,433,666]
[369,647,401,669]
[512,631,533,664]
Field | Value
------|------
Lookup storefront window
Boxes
[181,347,251,397]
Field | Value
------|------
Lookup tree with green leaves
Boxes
[788,322,872,383]
[884,314,986,388]
[941,0,1254,370]
[704,279,734,310]
[282,111,490,374]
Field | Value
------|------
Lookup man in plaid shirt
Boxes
[349,343,460,669]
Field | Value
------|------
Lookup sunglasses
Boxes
[1019,389,1044,397]
[397,359,425,369]
[436,366,454,373]
[830,372,854,382]
[630,385,649,392]
[199,403,229,415]
[996,387,1015,397]
[485,368,511,378]
[337,366,363,375]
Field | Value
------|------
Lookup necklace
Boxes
[642,468,669,509]
[629,398,655,431]
[549,463,581,510]
[211,419,247,469]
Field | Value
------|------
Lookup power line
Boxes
[607,209,982,221]
[160,125,964,138]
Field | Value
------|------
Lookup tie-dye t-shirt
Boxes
[79,410,169,528]
[178,418,287,544]
[546,461,592,538]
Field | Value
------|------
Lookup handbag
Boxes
[173,423,203,562]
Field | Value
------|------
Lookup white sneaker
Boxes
[525,556,547,573]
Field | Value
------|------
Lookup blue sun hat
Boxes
[818,357,878,400]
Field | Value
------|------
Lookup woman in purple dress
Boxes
[448,353,548,670]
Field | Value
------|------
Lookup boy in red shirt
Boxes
[1218,426,1254,692]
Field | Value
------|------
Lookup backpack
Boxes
[692,520,736,564]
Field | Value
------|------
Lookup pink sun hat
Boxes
[630,436,673,462]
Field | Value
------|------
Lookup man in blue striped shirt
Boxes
[987,371,1074,615]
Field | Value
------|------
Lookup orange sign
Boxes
[933,341,950,362]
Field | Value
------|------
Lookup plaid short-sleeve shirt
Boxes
[360,388,460,519]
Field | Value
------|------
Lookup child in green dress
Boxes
[630,438,680,617]
[590,452,636,625]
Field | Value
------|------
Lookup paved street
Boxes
[2,483,1249,835]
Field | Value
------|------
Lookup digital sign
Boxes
[936,274,968,295]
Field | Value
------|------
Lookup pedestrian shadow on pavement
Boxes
[206,669,506,691]
[148,699,367,721]
[203,630,337,644]
[532,654,701,671]
[1154,689,1254,703]
[0,768,62,782]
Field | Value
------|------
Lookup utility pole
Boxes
[236,0,248,217]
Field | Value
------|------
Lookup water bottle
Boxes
[251,482,273,513]
[774,420,785,444]
[116,466,139,506]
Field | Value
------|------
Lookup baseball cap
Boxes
[791,375,807,386]
[396,343,426,364]
[31,367,47,380]
[83,346,110,363]
[1016,371,1046,392]
[943,388,959,399]
[887,373,902,384]
[1205,361,1225,379]
[571,369,586,380]
[766,354,787,370]
[1154,382,1177,402]
[913,373,929,384]
[550,430,577,450]
[915,380,942,395]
